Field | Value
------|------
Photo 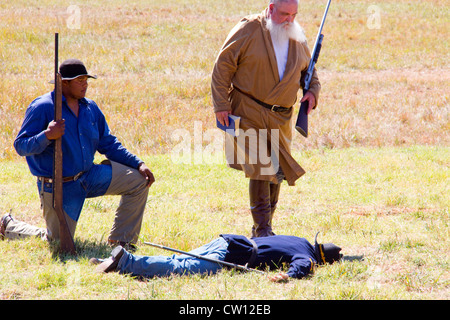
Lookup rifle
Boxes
[295,0,332,137]
[53,33,76,255]
[144,241,265,274]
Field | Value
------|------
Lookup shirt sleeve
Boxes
[14,99,52,157]
[211,18,255,113]
[93,102,142,169]
[286,255,315,279]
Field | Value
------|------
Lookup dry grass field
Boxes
[0,0,448,302]
[1,0,448,156]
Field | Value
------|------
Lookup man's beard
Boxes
[266,18,306,44]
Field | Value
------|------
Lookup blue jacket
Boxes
[14,91,142,178]
[221,234,317,279]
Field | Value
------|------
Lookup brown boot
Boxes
[249,179,274,238]
[95,246,125,273]
[268,182,281,234]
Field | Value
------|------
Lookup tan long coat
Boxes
[211,11,321,186]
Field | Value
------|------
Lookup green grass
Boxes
[0,146,448,299]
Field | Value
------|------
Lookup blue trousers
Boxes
[117,237,229,278]
[38,163,112,222]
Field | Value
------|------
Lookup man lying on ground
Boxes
[91,232,342,282]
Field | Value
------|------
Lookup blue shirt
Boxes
[221,234,317,279]
[14,91,142,178]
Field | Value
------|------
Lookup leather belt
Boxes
[39,171,85,184]
[233,86,291,112]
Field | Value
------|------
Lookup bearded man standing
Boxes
[211,0,321,237]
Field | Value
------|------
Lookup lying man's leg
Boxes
[94,237,229,278]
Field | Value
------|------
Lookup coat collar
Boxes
[260,10,280,83]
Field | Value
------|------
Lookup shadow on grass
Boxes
[342,255,364,262]
[49,238,112,263]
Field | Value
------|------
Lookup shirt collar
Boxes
[51,90,89,105]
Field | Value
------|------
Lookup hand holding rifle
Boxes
[300,91,316,115]
[44,119,65,140]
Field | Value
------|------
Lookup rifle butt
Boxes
[295,100,308,137]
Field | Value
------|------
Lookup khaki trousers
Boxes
[4,161,149,244]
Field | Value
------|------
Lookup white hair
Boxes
[266,18,306,43]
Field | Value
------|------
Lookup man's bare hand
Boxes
[268,272,289,283]
[216,110,232,127]
[138,163,155,187]
[44,119,65,140]
[300,91,316,115]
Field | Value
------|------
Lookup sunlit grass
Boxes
[1,146,448,299]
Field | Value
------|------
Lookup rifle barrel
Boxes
[144,241,265,274]
[53,33,76,255]
[305,0,331,90]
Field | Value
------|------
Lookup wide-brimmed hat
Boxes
[50,59,97,83]
[314,232,342,264]
[59,59,97,80]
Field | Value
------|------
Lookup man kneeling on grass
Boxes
[91,233,342,282]
[1,59,154,251]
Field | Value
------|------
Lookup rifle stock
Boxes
[53,33,76,255]
[296,90,309,137]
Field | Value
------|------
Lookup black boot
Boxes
[249,179,274,237]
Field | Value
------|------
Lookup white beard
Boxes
[266,18,307,44]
